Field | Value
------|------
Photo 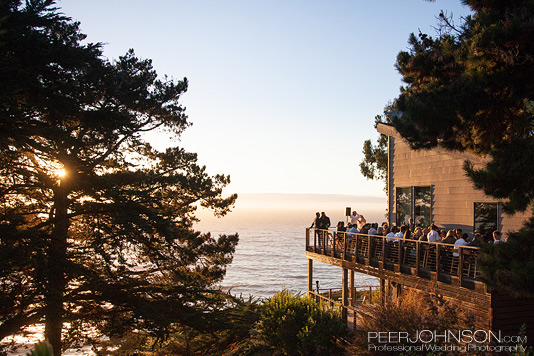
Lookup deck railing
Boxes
[308,289,376,330]
[306,228,481,282]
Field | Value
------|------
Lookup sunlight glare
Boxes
[54,168,66,178]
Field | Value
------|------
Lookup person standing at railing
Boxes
[336,221,346,242]
[310,212,321,245]
[455,228,463,241]
[404,226,413,239]
[427,224,441,243]
[357,215,367,231]
[319,212,330,230]
[318,212,330,246]
[413,227,423,240]
[310,212,320,229]
[395,226,405,240]
[346,223,359,242]
[386,226,397,242]
[368,223,378,236]
[350,211,361,225]
[469,230,484,247]
[442,230,457,244]
[492,230,503,244]
[453,233,469,257]
[408,218,416,232]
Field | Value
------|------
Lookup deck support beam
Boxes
[380,278,386,305]
[307,259,313,296]
[350,270,355,306]
[342,268,348,323]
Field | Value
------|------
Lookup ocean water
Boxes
[3,194,386,354]
[195,194,387,298]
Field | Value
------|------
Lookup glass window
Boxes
[396,187,412,226]
[414,186,432,228]
[474,202,498,235]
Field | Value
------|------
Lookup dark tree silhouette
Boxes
[0,1,238,354]
[386,0,534,296]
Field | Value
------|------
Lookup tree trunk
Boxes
[45,181,69,356]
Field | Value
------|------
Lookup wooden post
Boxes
[382,237,387,261]
[342,232,347,261]
[415,241,421,276]
[398,239,404,264]
[380,278,386,305]
[459,247,464,287]
[367,235,372,260]
[436,244,441,274]
[313,228,317,253]
[350,270,355,306]
[308,259,313,296]
[342,268,348,323]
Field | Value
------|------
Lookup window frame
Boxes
[473,202,499,235]
[413,186,432,228]
[395,185,432,226]
[395,186,412,226]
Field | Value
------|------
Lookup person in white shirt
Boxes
[350,211,361,225]
[427,224,441,243]
[346,224,359,242]
[453,233,469,257]
[368,223,378,236]
[395,225,405,239]
[493,230,503,244]
[386,226,397,242]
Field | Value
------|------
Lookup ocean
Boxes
[195,193,387,298]
[3,194,387,355]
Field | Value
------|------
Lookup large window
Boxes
[396,186,432,226]
[396,187,412,226]
[474,202,499,235]
[414,186,432,228]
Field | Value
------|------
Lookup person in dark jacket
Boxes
[319,212,331,230]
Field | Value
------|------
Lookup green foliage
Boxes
[0,1,238,354]
[95,295,262,356]
[478,211,534,297]
[233,289,346,356]
[391,0,534,213]
[26,342,54,356]
[511,324,533,356]
[383,0,534,296]
[348,290,481,356]
[359,115,389,193]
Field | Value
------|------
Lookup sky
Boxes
[58,0,473,198]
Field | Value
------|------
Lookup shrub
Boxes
[252,289,346,356]
[348,289,481,356]
[26,342,54,356]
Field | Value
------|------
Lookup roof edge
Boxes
[376,123,488,164]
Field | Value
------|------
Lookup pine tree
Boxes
[392,0,534,214]
[385,0,534,296]
[360,114,389,193]
[0,1,238,354]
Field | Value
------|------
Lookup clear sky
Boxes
[58,0,473,198]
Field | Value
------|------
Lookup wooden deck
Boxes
[305,228,492,326]
[306,228,534,340]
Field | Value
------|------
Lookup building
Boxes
[378,122,529,237]
[305,123,534,344]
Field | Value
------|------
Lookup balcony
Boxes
[305,228,483,291]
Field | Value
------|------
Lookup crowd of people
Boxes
[311,211,506,247]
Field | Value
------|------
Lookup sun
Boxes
[53,168,66,178]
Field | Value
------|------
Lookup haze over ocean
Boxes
[195,193,387,297]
